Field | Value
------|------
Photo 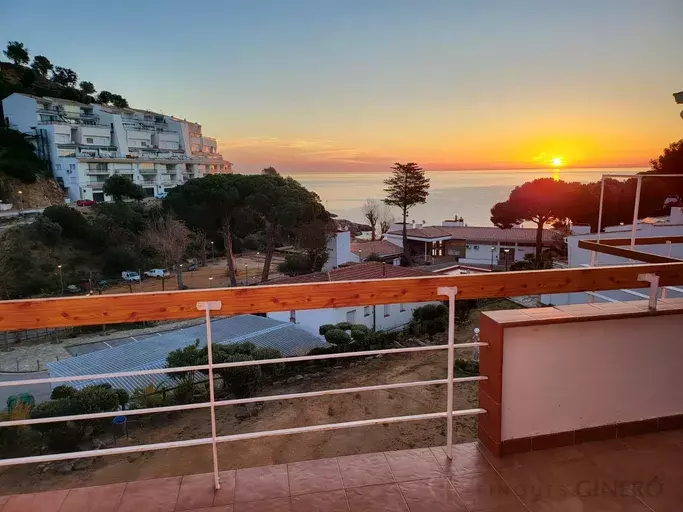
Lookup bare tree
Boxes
[143,216,191,289]
[362,199,380,241]
[379,204,396,236]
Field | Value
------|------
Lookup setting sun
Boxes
[552,157,563,167]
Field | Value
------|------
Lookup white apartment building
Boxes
[2,93,232,202]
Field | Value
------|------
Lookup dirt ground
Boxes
[103,253,285,294]
[0,300,519,495]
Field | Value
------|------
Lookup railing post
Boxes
[662,241,672,299]
[637,274,659,311]
[438,286,458,459]
[197,300,223,490]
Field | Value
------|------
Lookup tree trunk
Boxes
[223,221,237,286]
[401,207,409,265]
[370,220,377,241]
[261,245,274,282]
[535,220,544,267]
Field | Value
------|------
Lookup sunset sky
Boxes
[2,0,682,172]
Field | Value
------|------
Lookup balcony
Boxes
[0,242,681,510]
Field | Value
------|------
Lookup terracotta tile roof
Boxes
[350,240,403,258]
[267,261,431,285]
[387,225,562,243]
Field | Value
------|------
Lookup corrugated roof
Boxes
[267,261,430,285]
[387,226,562,243]
[351,240,403,258]
[47,315,323,393]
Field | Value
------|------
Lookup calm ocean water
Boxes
[287,168,644,227]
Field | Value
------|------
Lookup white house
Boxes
[383,219,562,266]
[541,207,683,305]
[1,93,232,202]
[265,262,440,338]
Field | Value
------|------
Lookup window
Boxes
[55,164,61,171]
[141,141,148,147]
[400,304,406,312]
[69,164,76,171]
[346,310,356,324]
[86,137,94,144]
[384,304,390,317]
[364,306,371,317]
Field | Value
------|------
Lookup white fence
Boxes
[0,287,487,490]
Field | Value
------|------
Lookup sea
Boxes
[286,168,644,227]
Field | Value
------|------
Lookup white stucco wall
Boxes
[500,314,683,441]
[2,93,38,132]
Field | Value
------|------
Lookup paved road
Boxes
[0,371,51,408]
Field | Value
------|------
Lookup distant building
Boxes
[266,262,439,337]
[542,207,683,305]
[383,219,562,266]
[2,93,232,202]
[351,239,403,266]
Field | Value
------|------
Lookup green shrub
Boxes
[115,389,130,409]
[167,340,206,380]
[171,377,197,404]
[130,385,168,409]
[410,304,448,340]
[323,329,352,346]
[71,385,119,414]
[252,347,284,380]
[319,324,336,336]
[335,322,353,331]
[349,329,368,344]
[43,205,91,240]
[29,399,84,450]
[51,385,77,400]
[215,354,262,398]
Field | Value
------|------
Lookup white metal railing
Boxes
[0,287,486,490]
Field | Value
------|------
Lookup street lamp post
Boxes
[17,190,23,217]
[256,251,260,281]
[244,264,248,285]
[504,248,510,272]
[490,246,495,270]
[209,276,213,289]
[57,264,63,295]
[211,241,215,261]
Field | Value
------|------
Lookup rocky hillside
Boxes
[0,176,64,209]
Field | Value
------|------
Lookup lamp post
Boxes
[359,249,362,263]
[256,251,260,281]
[211,241,215,261]
[17,190,23,217]
[490,246,495,270]
[244,264,248,285]
[209,276,213,289]
[503,248,510,271]
[57,264,63,295]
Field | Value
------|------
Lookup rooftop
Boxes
[387,225,563,243]
[2,432,681,511]
[267,261,431,285]
[351,240,403,258]
[47,315,323,393]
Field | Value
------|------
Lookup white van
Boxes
[121,271,141,282]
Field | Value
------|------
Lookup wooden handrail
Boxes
[1,263,683,331]
[578,240,682,263]
[596,236,683,247]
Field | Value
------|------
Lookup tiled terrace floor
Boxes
[1,429,682,512]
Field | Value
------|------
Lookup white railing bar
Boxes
[212,376,486,408]
[438,286,458,460]
[0,376,488,428]
[0,343,488,388]
[0,408,487,467]
[584,291,620,303]
[213,409,487,443]
[199,301,222,490]
[0,437,214,467]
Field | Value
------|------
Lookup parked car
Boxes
[144,268,169,278]
[66,284,81,294]
[76,199,95,207]
[121,271,141,282]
